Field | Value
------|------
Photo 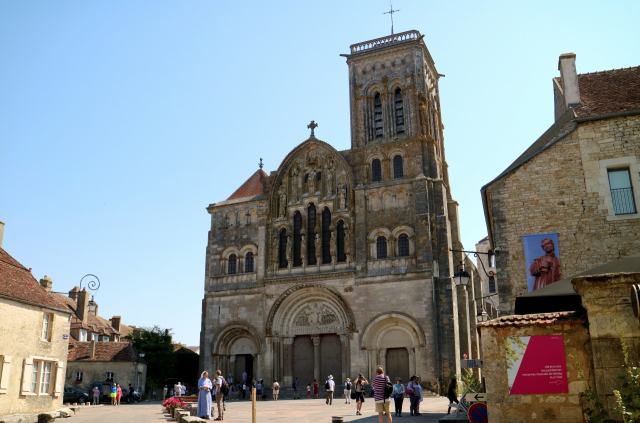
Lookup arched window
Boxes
[228,254,237,275]
[376,236,388,259]
[393,155,404,179]
[322,208,331,264]
[337,221,346,263]
[374,93,383,140]
[489,276,496,294]
[395,88,404,136]
[279,228,288,268]
[398,234,409,257]
[245,252,254,273]
[372,159,382,182]
[307,204,316,265]
[293,211,302,267]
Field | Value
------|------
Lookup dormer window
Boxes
[79,329,87,342]
[395,88,404,136]
[374,93,383,140]
[92,333,99,342]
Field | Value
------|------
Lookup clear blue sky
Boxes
[1,1,638,345]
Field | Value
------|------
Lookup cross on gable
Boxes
[307,120,318,138]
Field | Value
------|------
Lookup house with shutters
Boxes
[0,223,73,416]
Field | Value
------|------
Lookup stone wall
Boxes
[64,361,147,395]
[0,299,70,415]
[487,115,640,315]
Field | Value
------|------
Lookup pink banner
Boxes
[507,335,568,395]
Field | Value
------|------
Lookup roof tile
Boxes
[477,311,585,328]
[67,341,146,363]
[571,66,640,117]
[226,169,267,201]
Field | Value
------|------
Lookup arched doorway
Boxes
[266,284,356,386]
[211,322,262,383]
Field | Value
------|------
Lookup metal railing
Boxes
[349,30,421,54]
[611,187,637,215]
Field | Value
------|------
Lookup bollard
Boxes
[332,416,344,423]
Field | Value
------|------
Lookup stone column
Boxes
[312,335,321,382]
[271,338,279,382]
[380,349,387,372]
[340,335,349,384]
[408,348,416,377]
[456,285,471,360]
[230,355,236,381]
[283,337,294,386]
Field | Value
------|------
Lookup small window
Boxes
[40,362,52,394]
[245,252,254,273]
[42,313,51,341]
[337,221,346,263]
[279,229,288,268]
[76,372,83,382]
[92,332,99,342]
[374,93,383,139]
[102,335,109,342]
[79,329,87,342]
[322,208,331,264]
[293,212,302,267]
[307,204,317,265]
[398,234,409,257]
[31,361,39,393]
[608,169,636,215]
[106,372,114,382]
[395,88,404,136]
[376,236,388,259]
[372,159,382,182]
[489,276,496,294]
[228,254,237,275]
[393,155,404,179]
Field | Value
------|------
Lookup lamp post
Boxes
[453,261,471,287]
[87,296,98,315]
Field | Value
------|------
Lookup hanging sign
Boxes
[468,403,488,423]
[461,359,483,368]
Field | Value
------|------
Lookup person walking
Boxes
[152,387,157,400]
[257,379,263,398]
[92,386,100,405]
[197,371,213,420]
[372,367,392,423]
[354,374,368,415]
[174,382,182,397]
[181,384,186,396]
[313,379,319,399]
[307,383,311,399]
[325,375,335,405]
[242,371,248,384]
[213,370,224,421]
[293,378,300,399]
[128,384,134,403]
[344,378,352,404]
[272,379,280,401]
[407,375,422,416]
[110,383,117,406]
[116,383,122,405]
[228,373,233,384]
[393,377,405,417]
[447,379,458,415]
[163,385,168,401]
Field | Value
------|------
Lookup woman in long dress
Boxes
[198,371,213,420]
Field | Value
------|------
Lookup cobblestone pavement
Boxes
[67,397,451,423]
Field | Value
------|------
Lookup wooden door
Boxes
[386,348,410,383]
[320,334,342,385]
[293,336,314,386]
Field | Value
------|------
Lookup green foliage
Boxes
[504,337,527,370]
[571,348,615,423]
[125,325,177,385]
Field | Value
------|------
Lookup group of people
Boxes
[197,370,226,421]
[171,382,189,397]
[96,383,134,406]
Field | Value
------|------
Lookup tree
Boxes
[125,326,177,387]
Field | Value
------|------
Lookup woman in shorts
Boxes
[110,383,117,406]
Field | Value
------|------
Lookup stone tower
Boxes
[200,30,476,396]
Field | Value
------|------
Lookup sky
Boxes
[1,1,638,346]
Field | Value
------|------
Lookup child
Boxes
[307,383,311,399]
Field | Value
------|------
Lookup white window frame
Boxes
[23,356,62,397]
[79,329,88,342]
[40,362,52,394]
[92,332,99,342]
[106,372,114,381]
[42,313,53,341]
[76,372,83,382]
[595,156,640,221]
[102,335,110,342]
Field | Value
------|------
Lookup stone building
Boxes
[481,54,640,315]
[475,236,499,310]
[200,30,480,394]
[0,241,72,416]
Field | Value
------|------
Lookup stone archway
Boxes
[266,284,355,385]
[212,321,262,383]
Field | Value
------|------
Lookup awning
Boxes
[514,253,640,315]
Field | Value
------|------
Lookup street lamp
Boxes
[453,261,471,287]
[87,296,98,315]
[139,351,146,358]
[477,308,490,323]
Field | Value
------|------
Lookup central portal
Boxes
[319,334,342,384]
[292,336,314,385]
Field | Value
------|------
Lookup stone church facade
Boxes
[200,30,471,394]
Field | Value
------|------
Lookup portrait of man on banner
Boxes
[522,233,562,292]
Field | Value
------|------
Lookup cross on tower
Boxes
[383,1,400,35]
[259,158,264,169]
[307,120,318,138]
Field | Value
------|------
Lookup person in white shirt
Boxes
[214,370,224,421]
[325,375,336,405]
[181,385,186,396]
[344,378,352,404]
[174,382,182,397]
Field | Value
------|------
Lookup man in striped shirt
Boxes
[372,366,392,423]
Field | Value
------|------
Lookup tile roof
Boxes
[477,311,585,328]
[226,169,267,201]
[556,66,640,118]
[67,341,146,363]
[0,248,69,312]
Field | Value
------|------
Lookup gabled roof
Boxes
[226,169,267,201]
[477,311,585,328]
[0,248,69,313]
[568,66,640,117]
[67,341,146,363]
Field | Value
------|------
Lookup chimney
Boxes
[40,275,53,292]
[68,286,80,302]
[77,288,90,323]
[0,219,4,249]
[558,53,581,108]
[111,316,121,331]
[90,340,96,358]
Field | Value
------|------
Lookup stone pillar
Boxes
[230,355,236,380]
[271,338,280,382]
[456,285,471,360]
[283,337,294,386]
[408,348,416,377]
[340,335,349,383]
[312,335,321,382]
[380,349,387,372]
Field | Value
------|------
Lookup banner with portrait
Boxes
[522,233,562,292]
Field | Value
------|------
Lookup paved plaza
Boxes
[67,398,452,423]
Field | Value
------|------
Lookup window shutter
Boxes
[21,357,33,395]
[0,356,11,394]
[53,362,64,397]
